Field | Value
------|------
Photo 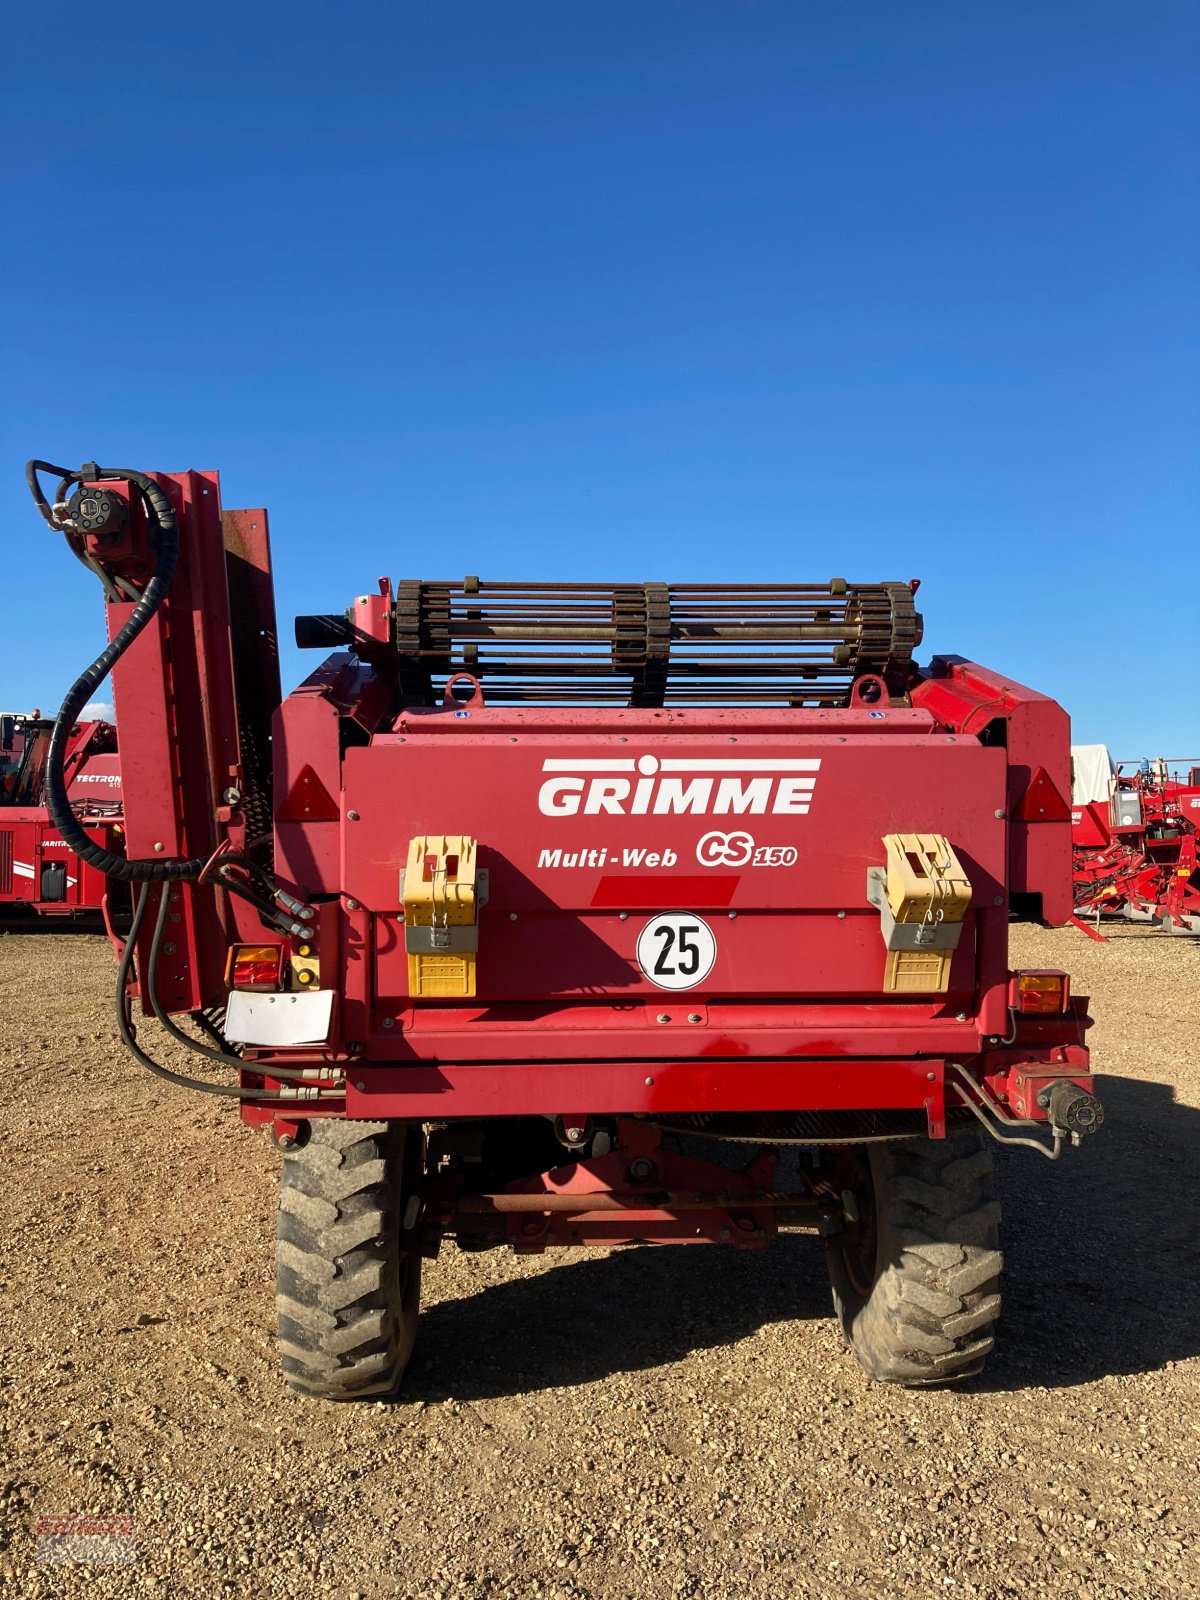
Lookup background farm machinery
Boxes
[1071,748,1200,935]
[0,713,124,918]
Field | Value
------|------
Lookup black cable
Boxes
[33,460,334,1103]
[208,863,305,934]
[25,458,121,598]
[144,884,315,1082]
[25,458,76,527]
[116,884,296,1101]
[27,460,207,883]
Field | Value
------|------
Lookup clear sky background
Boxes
[2,2,1196,758]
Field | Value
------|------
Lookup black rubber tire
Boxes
[276,1119,423,1400]
[824,1131,1002,1386]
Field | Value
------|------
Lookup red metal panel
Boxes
[5,817,42,905]
[0,813,114,913]
[1071,800,1111,849]
[221,508,280,710]
[342,726,1007,914]
[222,506,282,846]
[67,752,123,807]
[273,689,343,890]
[273,657,392,896]
[345,1056,945,1119]
[110,602,181,858]
[340,899,374,1047]
[371,906,982,1006]
[340,724,1008,1005]
[362,1003,984,1062]
[104,472,253,1007]
[591,874,738,907]
[913,660,1073,924]
[395,706,941,736]
[174,473,245,819]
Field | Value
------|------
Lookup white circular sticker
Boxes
[636,912,717,990]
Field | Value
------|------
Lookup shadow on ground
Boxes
[0,913,105,936]
[405,1229,830,1402]
[980,1072,1200,1392]
[402,1073,1200,1402]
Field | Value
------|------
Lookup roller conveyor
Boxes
[301,578,923,706]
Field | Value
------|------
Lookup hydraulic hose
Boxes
[144,884,318,1083]
[25,458,78,529]
[27,460,207,883]
[117,885,324,1101]
[116,884,269,1098]
[36,460,335,1103]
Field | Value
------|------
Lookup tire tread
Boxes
[275,1119,419,1400]
[828,1131,1002,1386]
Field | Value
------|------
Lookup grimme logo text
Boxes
[537,754,820,818]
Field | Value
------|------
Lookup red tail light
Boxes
[1010,970,1069,1015]
[226,944,283,991]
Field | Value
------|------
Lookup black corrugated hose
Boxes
[31,460,334,1104]
[25,459,207,882]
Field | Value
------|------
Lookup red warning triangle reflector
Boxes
[1015,767,1071,823]
[277,764,339,822]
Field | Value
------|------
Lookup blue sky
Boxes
[3,2,1196,757]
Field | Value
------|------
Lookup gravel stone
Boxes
[0,922,1196,1598]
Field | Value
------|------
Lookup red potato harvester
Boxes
[25,456,1102,1399]
[0,712,123,917]
[1071,748,1200,936]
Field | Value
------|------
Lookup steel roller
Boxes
[387,578,922,706]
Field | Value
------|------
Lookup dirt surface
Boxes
[1,922,1198,1599]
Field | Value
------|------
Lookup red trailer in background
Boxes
[0,714,124,917]
[1071,748,1200,934]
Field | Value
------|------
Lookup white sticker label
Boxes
[636,912,717,990]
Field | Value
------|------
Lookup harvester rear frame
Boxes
[26,458,1102,1398]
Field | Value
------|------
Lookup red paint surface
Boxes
[54,465,1090,1130]
[590,874,738,908]
[346,1056,945,1120]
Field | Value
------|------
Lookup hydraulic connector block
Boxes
[867,832,972,994]
[402,835,486,999]
[1042,1080,1105,1139]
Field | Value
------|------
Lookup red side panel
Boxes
[1071,800,1111,849]
[0,811,114,912]
[105,473,248,1007]
[67,752,123,808]
[913,659,1074,925]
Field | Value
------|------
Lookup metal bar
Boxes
[385,579,920,706]
[346,1057,948,1120]
[456,1191,822,1214]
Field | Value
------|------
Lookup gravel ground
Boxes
[1,921,1197,1599]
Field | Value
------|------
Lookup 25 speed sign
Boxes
[635,912,717,990]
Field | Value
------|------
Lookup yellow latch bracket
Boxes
[866,833,972,994]
[401,835,487,998]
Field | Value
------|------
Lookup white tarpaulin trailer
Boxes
[1071,744,1116,807]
